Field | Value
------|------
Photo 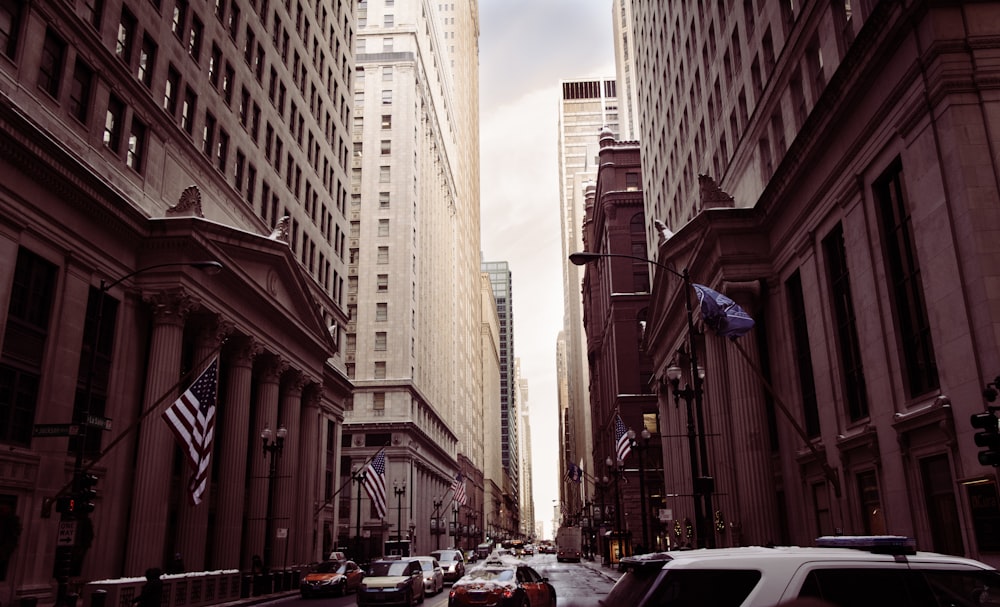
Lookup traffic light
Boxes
[971,411,1000,466]
[55,496,75,515]
[74,472,98,514]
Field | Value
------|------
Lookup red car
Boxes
[448,556,556,607]
[299,559,365,597]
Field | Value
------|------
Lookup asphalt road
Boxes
[266,554,617,607]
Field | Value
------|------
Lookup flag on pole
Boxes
[566,462,582,483]
[692,283,755,339]
[615,414,632,462]
[364,449,388,519]
[450,472,467,505]
[163,357,219,505]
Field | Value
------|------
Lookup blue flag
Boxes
[693,283,755,339]
[566,462,582,483]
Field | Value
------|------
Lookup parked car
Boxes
[429,549,466,583]
[299,559,364,597]
[448,554,556,607]
[358,557,425,606]
[415,556,445,595]
[604,536,1000,607]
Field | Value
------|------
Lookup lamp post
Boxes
[431,497,444,550]
[56,260,222,606]
[261,424,287,570]
[352,465,366,562]
[393,481,406,543]
[570,251,715,549]
[629,428,652,552]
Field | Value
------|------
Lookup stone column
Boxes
[273,370,305,569]
[211,335,258,569]
[246,354,283,568]
[712,280,779,546]
[174,318,231,570]
[124,290,192,575]
[296,385,322,564]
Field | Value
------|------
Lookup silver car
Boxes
[415,556,444,595]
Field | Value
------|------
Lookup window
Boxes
[188,15,204,60]
[379,192,390,209]
[181,87,197,134]
[373,362,386,379]
[38,28,66,98]
[856,470,885,535]
[382,66,393,81]
[228,4,240,39]
[382,37,393,52]
[234,150,245,189]
[222,63,235,104]
[625,172,640,191]
[116,6,137,64]
[873,159,939,398]
[383,14,393,27]
[209,44,222,86]
[381,89,392,104]
[379,166,390,183]
[786,271,820,437]
[376,302,388,321]
[375,332,387,351]
[202,112,216,155]
[920,454,963,555]
[137,35,157,87]
[380,139,391,155]
[103,94,125,152]
[69,59,94,124]
[377,246,389,264]
[216,128,229,171]
[376,274,388,292]
[164,65,180,114]
[0,0,23,59]
[0,248,58,447]
[373,392,385,409]
[823,223,868,421]
[126,116,147,172]
[378,218,389,236]
[381,114,391,129]
[172,0,188,38]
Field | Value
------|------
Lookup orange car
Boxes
[299,559,365,597]
[448,555,556,607]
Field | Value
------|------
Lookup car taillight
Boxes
[501,587,514,599]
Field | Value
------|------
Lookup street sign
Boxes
[85,414,112,430]
[57,520,77,546]
[276,528,288,539]
[660,508,673,522]
[32,424,80,437]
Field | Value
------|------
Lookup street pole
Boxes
[261,425,286,570]
[632,429,651,552]
[353,467,365,562]
[393,482,406,545]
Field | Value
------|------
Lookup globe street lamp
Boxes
[571,251,715,549]
[605,456,626,561]
[628,428,652,552]
[431,497,444,550]
[261,424,287,570]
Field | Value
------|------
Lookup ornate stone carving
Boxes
[144,289,196,326]
[167,185,205,218]
[268,216,291,242]
[698,174,735,209]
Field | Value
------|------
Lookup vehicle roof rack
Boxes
[815,535,916,555]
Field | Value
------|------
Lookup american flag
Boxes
[450,473,467,505]
[364,449,388,519]
[163,357,219,505]
[615,414,632,462]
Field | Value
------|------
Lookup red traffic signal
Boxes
[55,496,75,514]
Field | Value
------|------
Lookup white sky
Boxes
[477,0,615,540]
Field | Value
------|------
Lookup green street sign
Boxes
[32,424,80,437]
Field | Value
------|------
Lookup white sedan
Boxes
[415,556,444,595]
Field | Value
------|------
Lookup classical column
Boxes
[273,370,305,569]
[246,354,283,568]
[296,385,322,564]
[211,335,258,569]
[711,280,779,546]
[175,318,231,571]
[124,290,192,575]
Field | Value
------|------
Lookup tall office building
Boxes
[482,260,518,522]
[556,78,618,520]
[340,0,483,556]
[0,0,355,596]
[515,360,535,539]
[621,0,1000,562]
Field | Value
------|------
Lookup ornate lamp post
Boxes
[352,465,367,562]
[605,456,626,561]
[261,424,287,570]
[393,481,406,543]
[629,428,652,552]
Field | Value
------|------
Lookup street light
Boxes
[261,424,287,570]
[393,481,406,544]
[605,456,626,561]
[629,428,652,552]
[570,250,715,549]
[431,497,444,550]
[56,260,222,606]
[352,465,367,562]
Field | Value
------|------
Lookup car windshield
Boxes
[467,568,514,582]
[431,550,460,562]
[369,562,411,577]
[420,561,433,571]
[314,561,346,573]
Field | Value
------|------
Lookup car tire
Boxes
[336,580,346,597]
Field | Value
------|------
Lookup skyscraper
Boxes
[341,0,483,556]
[557,78,618,520]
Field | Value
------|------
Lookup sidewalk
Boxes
[579,557,624,584]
